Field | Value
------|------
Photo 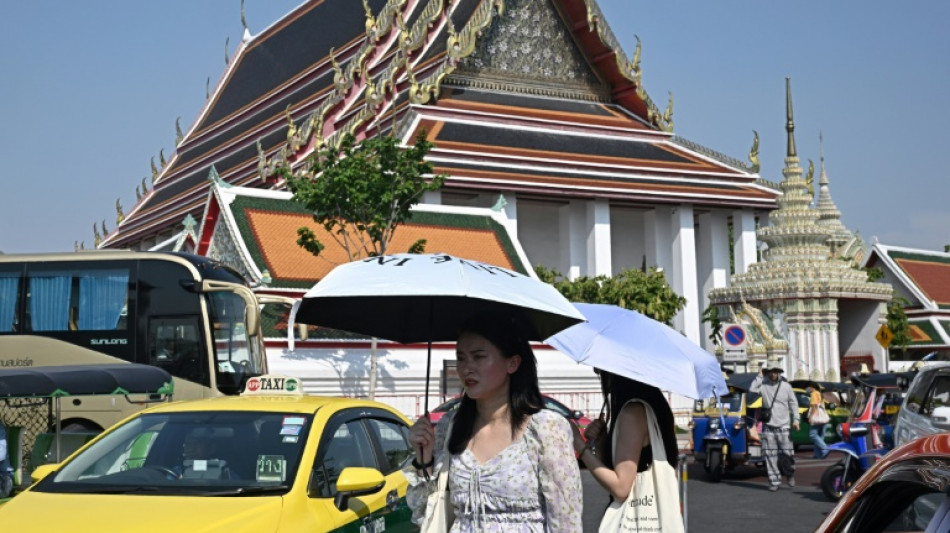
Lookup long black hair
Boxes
[601,372,679,469]
[447,313,543,454]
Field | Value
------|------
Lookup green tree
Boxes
[701,303,724,346]
[282,131,445,258]
[886,296,912,358]
[535,266,686,324]
[282,131,445,398]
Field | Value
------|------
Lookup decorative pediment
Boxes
[452,0,606,99]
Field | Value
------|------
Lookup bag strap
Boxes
[610,400,667,463]
[434,419,454,489]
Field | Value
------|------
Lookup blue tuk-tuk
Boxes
[689,373,765,482]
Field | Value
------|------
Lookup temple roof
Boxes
[866,243,950,311]
[196,181,530,290]
[102,0,776,250]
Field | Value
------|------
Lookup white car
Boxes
[893,362,950,447]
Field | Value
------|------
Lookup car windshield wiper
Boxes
[202,485,290,497]
[79,486,168,495]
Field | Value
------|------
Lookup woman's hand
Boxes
[408,416,435,465]
[584,417,606,445]
[571,422,587,455]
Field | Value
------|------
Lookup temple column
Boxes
[559,200,587,279]
[671,205,700,343]
[697,211,730,350]
[733,209,757,274]
[586,199,612,277]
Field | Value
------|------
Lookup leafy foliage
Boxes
[535,266,686,324]
[862,266,885,282]
[701,304,724,346]
[886,296,912,356]
[282,131,445,258]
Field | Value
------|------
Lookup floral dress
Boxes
[405,409,582,532]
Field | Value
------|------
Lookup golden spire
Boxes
[748,130,760,173]
[785,77,797,157]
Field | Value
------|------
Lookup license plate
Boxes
[749,444,762,457]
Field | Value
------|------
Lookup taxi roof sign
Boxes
[243,375,303,395]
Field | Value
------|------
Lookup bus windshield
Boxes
[207,291,264,394]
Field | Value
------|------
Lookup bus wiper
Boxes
[202,485,289,497]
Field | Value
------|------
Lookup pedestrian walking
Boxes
[574,371,684,532]
[751,364,800,492]
[807,385,831,458]
[405,313,583,532]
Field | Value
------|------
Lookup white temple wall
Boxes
[733,209,758,274]
[514,200,562,274]
[610,206,646,273]
[696,210,730,351]
[671,205,700,343]
[839,299,888,372]
[586,199,612,276]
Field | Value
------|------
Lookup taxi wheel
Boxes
[708,449,723,483]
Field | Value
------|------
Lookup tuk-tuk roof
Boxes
[726,372,760,392]
[0,364,174,398]
[790,379,854,393]
[849,371,915,390]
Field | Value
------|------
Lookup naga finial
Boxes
[159,148,166,168]
[631,35,642,81]
[135,183,142,201]
[150,156,159,181]
[175,116,183,145]
[224,36,230,66]
[115,199,125,225]
[662,91,674,131]
[240,0,248,33]
[206,77,211,99]
[93,223,102,247]
[101,219,109,236]
[748,130,760,173]
[805,158,815,196]
[140,177,148,196]
[363,0,377,37]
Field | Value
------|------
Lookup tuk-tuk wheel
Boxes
[708,449,724,483]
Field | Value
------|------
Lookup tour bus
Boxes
[0,250,280,432]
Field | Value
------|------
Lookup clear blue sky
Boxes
[2,1,948,254]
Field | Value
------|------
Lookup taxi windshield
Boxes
[33,411,311,496]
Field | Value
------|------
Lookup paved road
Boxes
[580,448,841,532]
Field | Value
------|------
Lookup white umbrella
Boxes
[295,253,585,411]
[545,303,727,399]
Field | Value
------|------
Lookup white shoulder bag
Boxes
[420,421,455,533]
[599,400,684,533]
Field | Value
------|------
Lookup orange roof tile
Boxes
[895,259,950,306]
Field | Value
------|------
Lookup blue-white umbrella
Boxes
[545,303,727,399]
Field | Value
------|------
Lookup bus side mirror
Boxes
[197,281,260,337]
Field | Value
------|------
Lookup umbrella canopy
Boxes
[0,364,174,399]
[545,303,727,400]
[296,253,585,342]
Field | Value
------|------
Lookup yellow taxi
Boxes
[0,376,418,532]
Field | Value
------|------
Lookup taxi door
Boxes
[306,409,415,533]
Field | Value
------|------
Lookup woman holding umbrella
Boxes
[573,371,684,532]
[405,313,582,532]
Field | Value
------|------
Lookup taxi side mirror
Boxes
[931,406,950,430]
[334,467,385,511]
[30,463,59,483]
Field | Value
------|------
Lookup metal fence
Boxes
[1,398,52,481]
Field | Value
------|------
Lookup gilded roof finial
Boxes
[135,183,142,201]
[74,241,80,252]
[631,35,642,82]
[224,36,230,66]
[748,130,761,173]
[785,77,797,157]
[805,158,815,197]
[115,199,125,225]
[175,117,183,145]
[240,0,248,34]
[363,0,377,38]
[80,241,85,251]
[150,157,159,182]
[330,48,347,93]
[101,220,109,236]
[206,77,211,99]
[93,223,102,247]
[662,91,674,132]
[140,177,148,196]
[159,148,166,168]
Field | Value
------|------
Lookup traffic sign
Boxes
[876,325,894,349]
[722,323,747,362]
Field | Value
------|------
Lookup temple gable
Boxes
[453,0,606,99]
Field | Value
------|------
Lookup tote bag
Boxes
[420,421,455,533]
[599,400,684,533]
[809,404,830,425]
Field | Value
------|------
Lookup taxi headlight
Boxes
[709,419,721,430]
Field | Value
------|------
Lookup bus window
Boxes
[0,271,20,333]
[25,268,129,332]
[207,292,260,394]
[149,318,207,386]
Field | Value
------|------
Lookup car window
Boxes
[904,372,932,415]
[314,420,377,497]
[922,376,950,416]
[836,480,943,533]
[366,418,412,473]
